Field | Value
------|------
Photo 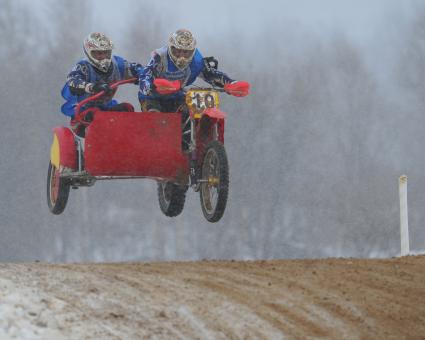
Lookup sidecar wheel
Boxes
[47,162,70,214]
[157,182,187,217]
[200,141,229,222]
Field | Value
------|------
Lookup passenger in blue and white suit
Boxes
[62,32,142,137]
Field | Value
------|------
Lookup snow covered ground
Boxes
[0,256,424,339]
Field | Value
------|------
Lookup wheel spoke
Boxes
[163,183,172,202]
[202,148,221,215]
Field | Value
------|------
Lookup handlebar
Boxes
[184,86,225,93]
[74,77,137,118]
[73,80,235,123]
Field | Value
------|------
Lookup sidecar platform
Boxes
[84,111,189,182]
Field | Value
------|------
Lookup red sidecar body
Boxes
[83,110,189,181]
[51,110,189,183]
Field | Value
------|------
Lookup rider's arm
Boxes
[199,58,234,88]
[138,52,162,97]
[124,61,144,81]
[66,62,93,96]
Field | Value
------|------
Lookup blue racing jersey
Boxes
[61,56,142,117]
[138,46,234,101]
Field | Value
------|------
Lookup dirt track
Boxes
[0,256,424,339]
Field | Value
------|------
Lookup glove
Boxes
[91,82,113,95]
[224,81,250,97]
[154,78,181,95]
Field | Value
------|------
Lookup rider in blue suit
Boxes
[138,29,236,112]
[62,32,142,136]
[138,29,246,150]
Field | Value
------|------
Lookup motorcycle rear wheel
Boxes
[47,162,70,214]
[200,141,229,222]
[157,182,187,217]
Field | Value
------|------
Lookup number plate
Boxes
[185,90,219,118]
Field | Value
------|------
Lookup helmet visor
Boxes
[91,50,112,61]
[170,46,194,59]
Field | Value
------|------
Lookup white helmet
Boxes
[168,29,196,69]
[83,32,114,73]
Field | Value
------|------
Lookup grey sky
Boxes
[43,0,410,44]
[27,0,417,63]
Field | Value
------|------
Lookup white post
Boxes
[399,175,409,256]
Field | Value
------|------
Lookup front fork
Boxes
[187,117,220,190]
[186,117,198,189]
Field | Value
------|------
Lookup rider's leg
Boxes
[107,103,135,112]
[140,98,190,151]
[70,119,86,138]
[172,100,191,152]
[71,102,101,137]
[160,98,191,152]
[140,99,162,112]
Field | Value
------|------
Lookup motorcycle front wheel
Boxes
[200,141,229,222]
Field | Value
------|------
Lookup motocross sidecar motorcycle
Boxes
[48,78,248,222]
